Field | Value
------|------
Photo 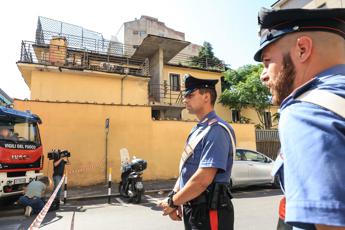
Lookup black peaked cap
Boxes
[184,74,218,96]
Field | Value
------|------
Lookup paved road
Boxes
[0,186,282,230]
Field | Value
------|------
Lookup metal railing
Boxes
[149,83,184,105]
[36,16,137,57]
[35,16,225,72]
[168,52,226,71]
[36,29,137,57]
[19,41,150,77]
[255,129,279,141]
[255,129,280,159]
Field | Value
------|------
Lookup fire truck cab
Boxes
[0,106,43,199]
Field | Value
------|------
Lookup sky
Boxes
[0,0,273,99]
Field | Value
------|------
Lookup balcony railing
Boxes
[19,40,150,77]
[168,52,226,72]
[36,16,137,56]
[149,83,184,106]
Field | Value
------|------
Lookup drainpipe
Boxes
[121,70,128,104]
[121,58,130,104]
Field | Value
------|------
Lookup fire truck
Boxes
[0,106,43,199]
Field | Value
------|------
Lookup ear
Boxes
[294,36,313,63]
[203,91,211,103]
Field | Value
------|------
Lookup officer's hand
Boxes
[158,199,176,216]
[169,206,182,221]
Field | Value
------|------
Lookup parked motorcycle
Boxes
[118,154,147,203]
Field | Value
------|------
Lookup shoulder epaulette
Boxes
[208,118,218,126]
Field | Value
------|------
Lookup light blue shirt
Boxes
[179,111,235,189]
[25,180,46,198]
[279,64,345,229]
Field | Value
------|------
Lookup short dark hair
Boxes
[199,88,217,106]
[38,176,49,186]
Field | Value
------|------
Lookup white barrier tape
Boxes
[28,175,66,230]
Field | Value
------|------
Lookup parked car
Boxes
[231,148,279,188]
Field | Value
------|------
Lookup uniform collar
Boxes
[280,64,345,109]
[198,111,216,126]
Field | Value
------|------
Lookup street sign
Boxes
[105,118,110,129]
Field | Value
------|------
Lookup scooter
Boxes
[118,149,147,203]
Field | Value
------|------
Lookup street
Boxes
[0,187,282,230]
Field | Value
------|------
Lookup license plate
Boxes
[14,178,26,184]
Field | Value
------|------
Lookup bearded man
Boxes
[255,8,345,230]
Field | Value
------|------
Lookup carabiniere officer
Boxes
[159,74,236,230]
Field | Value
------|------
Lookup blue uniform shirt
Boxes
[279,64,345,229]
[179,111,235,189]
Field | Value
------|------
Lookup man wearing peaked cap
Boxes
[184,74,219,97]
[254,7,345,230]
[159,74,236,230]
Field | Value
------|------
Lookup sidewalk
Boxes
[66,179,176,200]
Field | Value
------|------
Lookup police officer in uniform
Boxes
[255,8,345,229]
[159,74,236,230]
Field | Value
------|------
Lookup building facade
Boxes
[15,16,258,186]
[272,0,345,9]
[0,88,13,106]
[119,15,202,63]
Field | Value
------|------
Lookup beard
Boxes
[270,53,296,105]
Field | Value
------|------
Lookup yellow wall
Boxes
[29,68,149,105]
[163,65,231,121]
[14,100,256,186]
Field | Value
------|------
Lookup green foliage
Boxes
[220,64,271,128]
[272,112,280,122]
[189,41,224,70]
[239,116,251,124]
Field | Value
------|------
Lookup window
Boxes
[221,76,226,92]
[169,73,180,91]
[133,31,146,37]
[232,110,240,123]
[243,151,266,163]
[235,150,245,161]
[152,109,160,120]
[0,122,41,145]
[264,111,272,129]
[138,31,147,37]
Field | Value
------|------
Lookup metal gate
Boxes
[255,129,280,159]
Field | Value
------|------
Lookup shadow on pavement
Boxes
[0,186,283,229]
[0,202,88,230]
[232,185,283,199]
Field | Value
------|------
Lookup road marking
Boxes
[114,197,135,207]
[115,198,125,205]
[70,211,75,230]
[144,195,162,205]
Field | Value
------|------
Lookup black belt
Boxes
[185,193,208,206]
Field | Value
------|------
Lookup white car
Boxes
[231,148,279,188]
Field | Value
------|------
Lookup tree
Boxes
[189,42,224,69]
[219,64,272,128]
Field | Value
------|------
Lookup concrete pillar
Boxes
[149,48,164,102]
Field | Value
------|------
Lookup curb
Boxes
[66,188,172,201]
